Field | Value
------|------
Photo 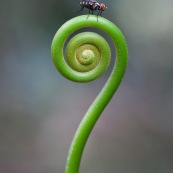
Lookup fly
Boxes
[79,0,107,21]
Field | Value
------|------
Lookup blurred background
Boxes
[1,0,173,172]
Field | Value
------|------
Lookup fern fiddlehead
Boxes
[51,15,128,173]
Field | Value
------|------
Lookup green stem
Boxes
[51,15,128,173]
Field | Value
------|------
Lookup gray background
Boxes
[1,0,173,172]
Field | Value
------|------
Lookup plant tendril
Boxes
[51,15,128,173]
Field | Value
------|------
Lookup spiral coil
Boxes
[51,15,128,173]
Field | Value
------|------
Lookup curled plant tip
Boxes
[51,15,128,173]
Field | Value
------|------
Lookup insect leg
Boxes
[86,13,90,19]
[97,10,100,16]
[86,8,91,20]
[81,6,84,11]
[96,10,101,22]
[77,6,84,13]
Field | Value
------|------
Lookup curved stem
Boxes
[51,15,128,173]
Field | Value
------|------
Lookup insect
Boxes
[79,0,107,20]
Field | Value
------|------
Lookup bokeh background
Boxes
[1,0,173,172]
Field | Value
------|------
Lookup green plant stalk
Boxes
[51,15,128,173]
